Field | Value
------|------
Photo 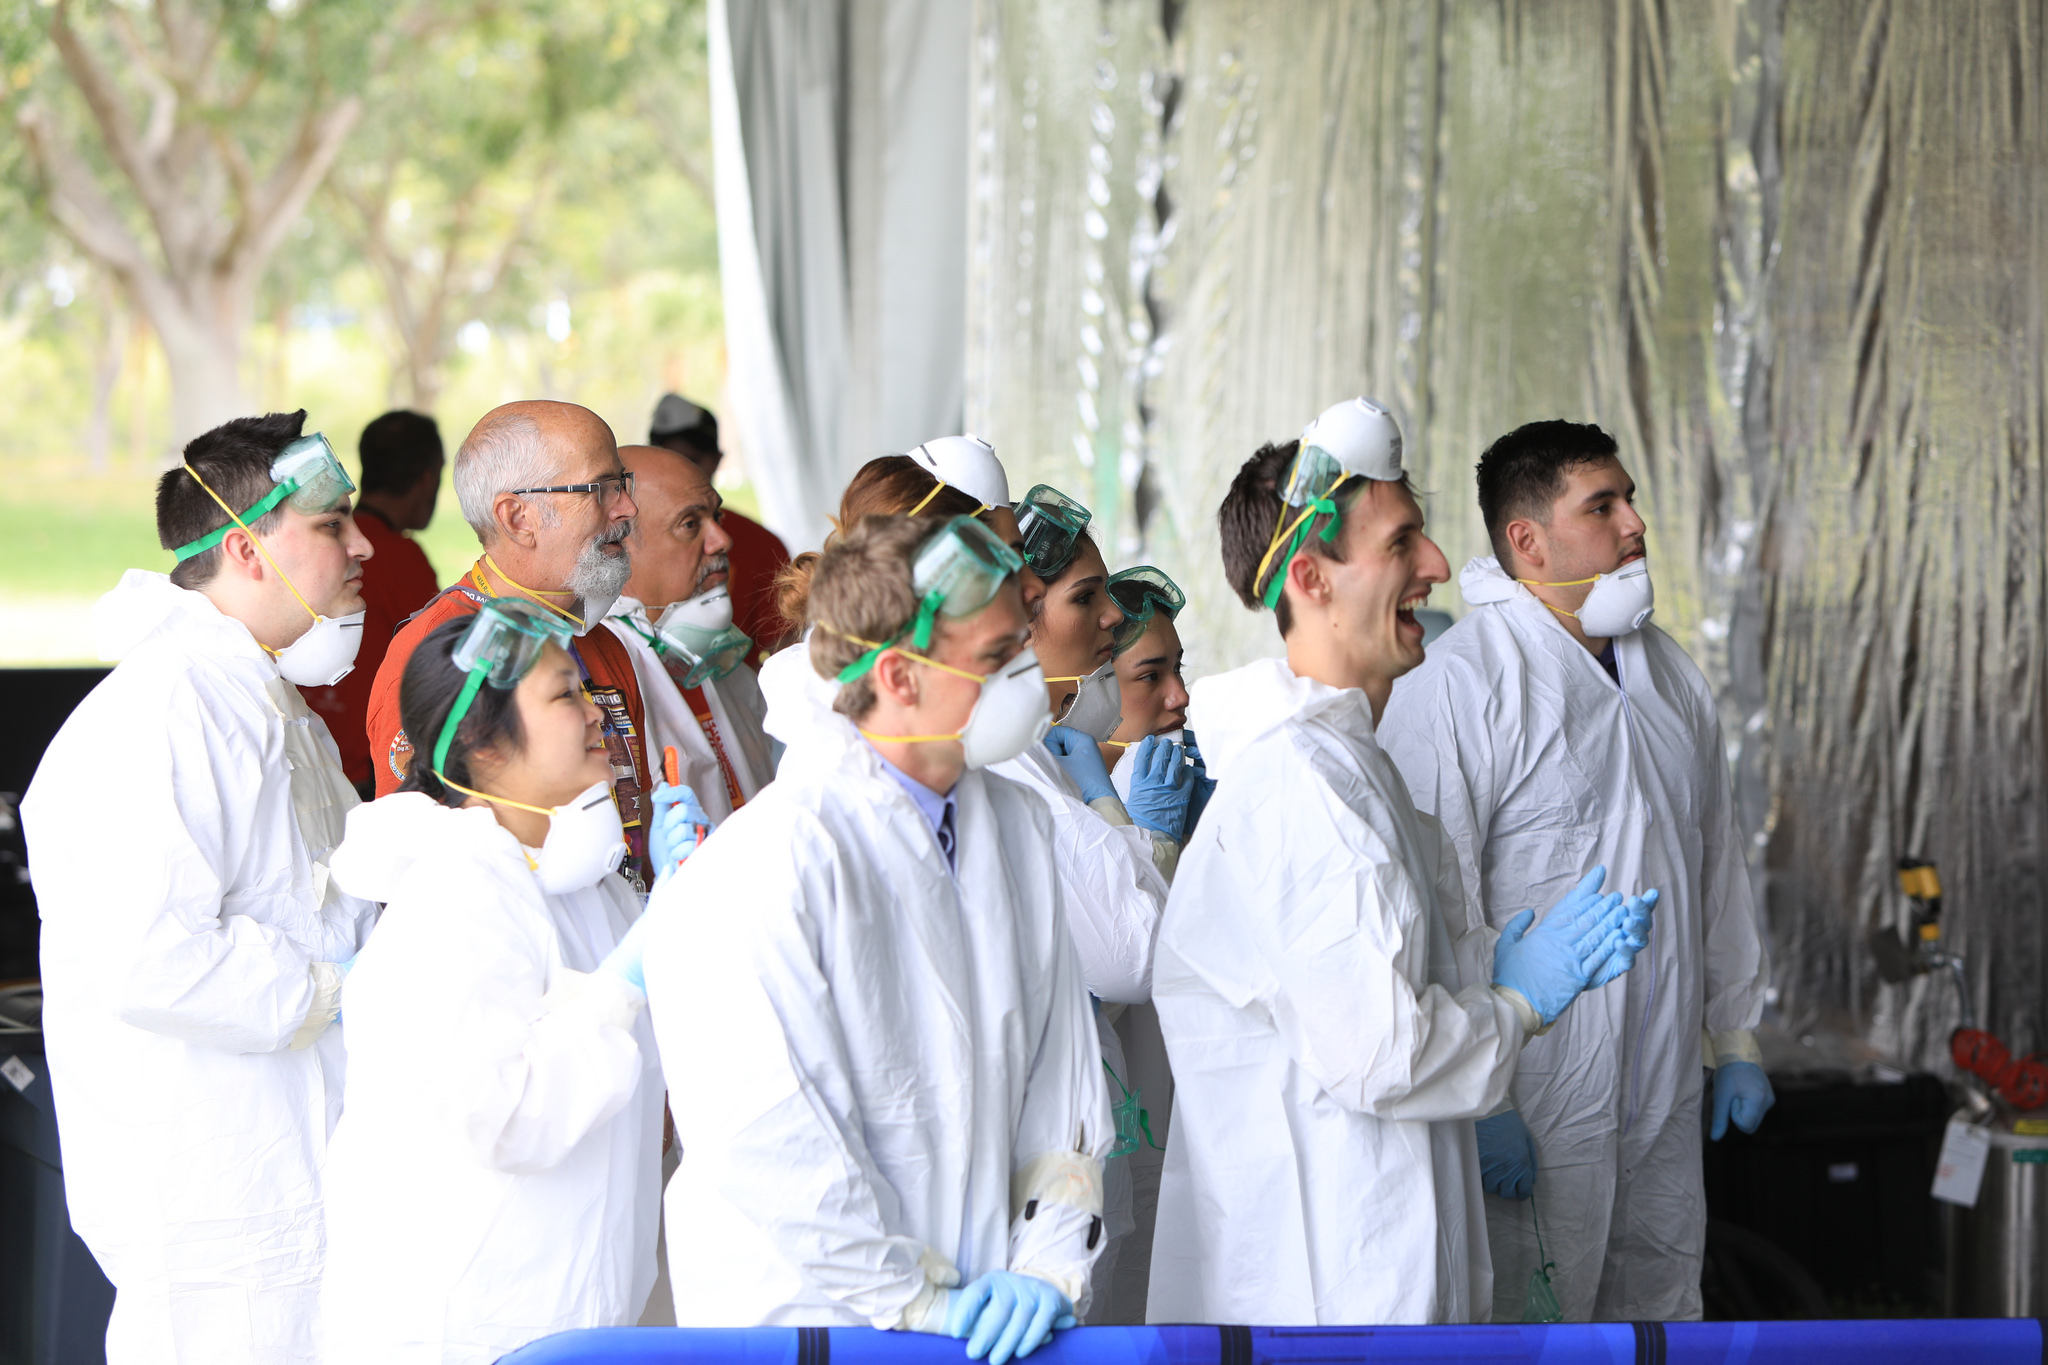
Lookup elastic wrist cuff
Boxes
[290,961,345,1051]
[1086,795,1132,826]
[1710,1028,1763,1068]
[1491,984,1550,1038]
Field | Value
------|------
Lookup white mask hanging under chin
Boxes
[272,611,366,687]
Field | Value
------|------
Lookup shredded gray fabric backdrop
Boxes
[965,0,2048,1073]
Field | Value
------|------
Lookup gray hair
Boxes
[455,410,560,541]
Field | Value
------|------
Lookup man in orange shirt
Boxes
[367,399,654,881]
[301,410,445,797]
[649,394,792,665]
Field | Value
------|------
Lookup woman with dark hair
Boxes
[318,599,686,1363]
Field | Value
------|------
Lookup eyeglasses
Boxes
[511,470,636,504]
[1107,566,1185,655]
[1016,484,1092,578]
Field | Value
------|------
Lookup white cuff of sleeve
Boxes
[539,969,647,1031]
[289,962,345,1050]
[1012,1149,1105,1219]
[1491,984,1551,1039]
[1086,795,1132,826]
[1708,1027,1763,1068]
[1147,834,1180,882]
[893,1247,960,1333]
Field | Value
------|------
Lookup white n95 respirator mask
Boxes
[1051,659,1123,743]
[536,781,629,894]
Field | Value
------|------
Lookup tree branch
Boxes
[16,102,155,280]
[47,0,165,220]
[226,94,362,293]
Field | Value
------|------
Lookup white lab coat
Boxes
[649,649,1112,1327]
[605,597,776,820]
[21,570,377,1365]
[1147,657,1522,1326]
[319,794,663,1363]
[1380,557,1770,1322]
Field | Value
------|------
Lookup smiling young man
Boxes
[23,410,382,1364]
[602,445,775,822]
[644,514,1111,1364]
[1379,421,1770,1322]
[366,400,656,880]
[1146,400,1654,1327]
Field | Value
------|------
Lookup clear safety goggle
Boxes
[1255,443,1367,610]
[173,432,357,562]
[647,619,754,689]
[1107,566,1185,656]
[1015,484,1092,579]
[434,598,576,778]
[836,515,1024,683]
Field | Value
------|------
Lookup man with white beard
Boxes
[367,399,658,883]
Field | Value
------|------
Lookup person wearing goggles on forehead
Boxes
[1101,566,1213,825]
[21,410,380,1365]
[366,400,658,886]
[644,515,1111,1365]
[1146,399,1658,1327]
[604,444,776,826]
[1379,421,1769,1323]
[320,599,672,1361]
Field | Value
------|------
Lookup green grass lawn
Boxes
[0,459,768,665]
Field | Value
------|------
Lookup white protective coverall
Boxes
[605,596,776,820]
[647,645,1112,1328]
[1147,658,1527,1326]
[319,793,664,1363]
[21,570,376,1365]
[1380,557,1770,1322]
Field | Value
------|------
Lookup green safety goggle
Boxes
[1015,483,1093,579]
[173,433,357,562]
[835,515,1024,684]
[432,598,576,779]
[1107,566,1186,656]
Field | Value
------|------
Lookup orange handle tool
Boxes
[663,745,680,789]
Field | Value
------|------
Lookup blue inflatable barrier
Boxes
[498,1320,2044,1365]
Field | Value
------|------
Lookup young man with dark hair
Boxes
[1147,399,1654,1327]
[1380,419,1771,1322]
[23,410,381,1364]
[302,409,446,796]
[646,513,1110,1363]
[649,393,792,663]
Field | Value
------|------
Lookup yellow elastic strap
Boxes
[481,553,586,629]
[1513,575,1599,624]
[858,727,965,744]
[1043,674,1091,684]
[435,772,556,817]
[818,624,989,684]
[906,480,991,520]
[182,463,320,623]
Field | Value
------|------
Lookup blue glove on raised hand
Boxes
[596,911,650,993]
[1583,889,1660,990]
[1491,866,1635,1026]
[1180,727,1219,834]
[1710,1061,1775,1140]
[648,782,712,885]
[1475,1109,1538,1200]
[1125,733,1194,843]
[945,1271,1075,1365]
[1043,724,1116,804]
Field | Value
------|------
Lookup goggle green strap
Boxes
[172,478,298,562]
[431,665,491,781]
[1257,493,1343,609]
[834,591,945,685]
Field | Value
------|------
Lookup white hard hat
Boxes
[1300,397,1404,483]
[907,434,1012,510]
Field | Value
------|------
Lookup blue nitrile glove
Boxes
[1583,889,1660,990]
[1491,866,1632,1026]
[1125,733,1194,843]
[1710,1061,1776,1140]
[597,911,651,993]
[945,1271,1076,1365]
[648,782,712,885]
[1043,725,1115,804]
[1181,727,1219,834]
[1475,1109,1538,1200]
